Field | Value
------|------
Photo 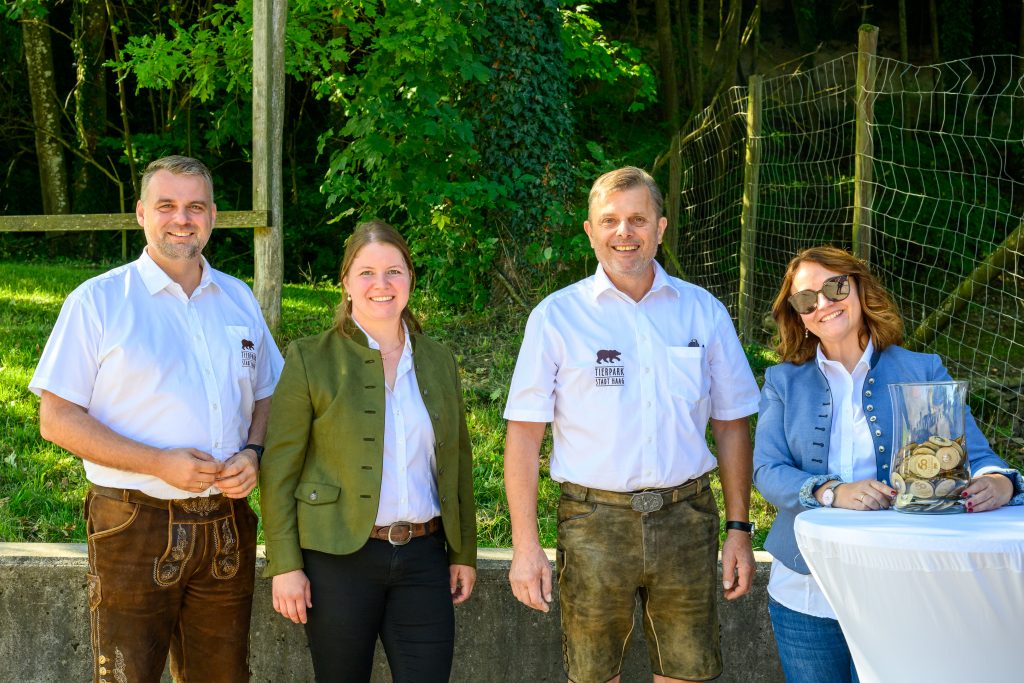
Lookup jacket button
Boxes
[441,496,447,504]
[875,429,882,437]
[310,491,318,501]
[438,466,445,476]
[866,405,874,412]
[423,389,429,396]
[878,445,885,453]
[868,377,875,384]
[438,440,445,448]
[882,464,889,469]
[865,390,872,397]
[869,416,877,422]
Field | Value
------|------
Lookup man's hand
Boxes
[721,529,755,600]
[153,448,224,493]
[509,542,553,612]
[216,448,259,498]
[272,569,312,624]
[450,564,477,604]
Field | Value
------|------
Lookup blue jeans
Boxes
[767,595,859,683]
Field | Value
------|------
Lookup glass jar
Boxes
[888,381,971,514]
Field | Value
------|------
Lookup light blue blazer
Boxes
[753,344,1023,574]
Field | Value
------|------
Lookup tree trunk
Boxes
[929,0,941,63]
[655,0,680,126]
[1020,0,1024,76]
[22,14,70,215]
[715,0,741,91]
[675,0,696,108]
[898,0,909,62]
[72,0,109,220]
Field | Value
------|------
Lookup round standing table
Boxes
[794,505,1024,683]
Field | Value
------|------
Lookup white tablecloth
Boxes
[794,506,1024,683]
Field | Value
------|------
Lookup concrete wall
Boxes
[0,544,783,682]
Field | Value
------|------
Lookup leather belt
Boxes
[88,484,231,520]
[370,517,442,546]
[559,474,711,513]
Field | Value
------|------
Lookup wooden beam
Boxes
[738,74,763,344]
[853,24,878,264]
[0,211,270,233]
[252,0,287,333]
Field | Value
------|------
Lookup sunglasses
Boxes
[788,274,851,315]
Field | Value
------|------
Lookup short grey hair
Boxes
[140,155,214,202]
[588,166,663,218]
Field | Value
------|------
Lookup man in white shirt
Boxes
[504,167,760,683]
[30,155,283,683]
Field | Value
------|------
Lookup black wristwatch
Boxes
[243,443,265,464]
[724,520,755,535]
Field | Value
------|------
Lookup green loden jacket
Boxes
[259,325,476,577]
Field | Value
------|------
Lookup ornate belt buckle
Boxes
[630,491,663,513]
[386,522,414,546]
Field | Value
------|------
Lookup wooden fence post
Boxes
[853,24,878,264]
[738,74,762,343]
[252,0,287,333]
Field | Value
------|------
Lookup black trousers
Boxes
[302,532,455,683]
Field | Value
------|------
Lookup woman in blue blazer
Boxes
[753,246,1023,683]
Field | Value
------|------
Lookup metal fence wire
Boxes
[673,53,1024,464]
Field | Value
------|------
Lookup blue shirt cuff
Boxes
[799,474,843,509]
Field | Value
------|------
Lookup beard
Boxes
[153,238,201,261]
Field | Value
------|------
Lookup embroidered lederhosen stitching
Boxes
[86,493,140,682]
[212,513,241,579]
[179,496,222,516]
[154,523,195,586]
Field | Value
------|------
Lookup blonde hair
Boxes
[772,246,903,364]
[588,166,663,218]
[334,220,422,337]
[140,155,214,202]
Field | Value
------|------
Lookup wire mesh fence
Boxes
[673,52,1024,464]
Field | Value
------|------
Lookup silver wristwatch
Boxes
[821,481,843,507]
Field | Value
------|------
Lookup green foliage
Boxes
[560,3,657,113]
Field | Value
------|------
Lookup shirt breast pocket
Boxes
[667,346,709,402]
[225,325,257,385]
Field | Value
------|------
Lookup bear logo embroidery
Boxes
[241,339,257,368]
[595,349,621,364]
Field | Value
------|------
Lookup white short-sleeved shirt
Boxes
[354,320,440,525]
[30,249,284,499]
[504,262,759,492]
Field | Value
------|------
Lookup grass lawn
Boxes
[0,259,777,549]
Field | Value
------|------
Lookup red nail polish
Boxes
[960,492,969,498]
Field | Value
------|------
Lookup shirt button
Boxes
[865,390,872,397]
[869,416,877,423]
[878,445,885,453]
[874,429,881,437]
[644,367,650,374]
[646,402,652,408]
[868,377,875,384]
[882,464,889,470]
[866,405,873,412]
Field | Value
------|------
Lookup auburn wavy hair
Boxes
[772,246,903,364]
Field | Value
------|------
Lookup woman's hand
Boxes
[272,569,312,624]
[449,564,476,605]
[962,473,1014,512]
[830,479,897,510]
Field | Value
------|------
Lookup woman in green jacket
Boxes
[259,220,476,682]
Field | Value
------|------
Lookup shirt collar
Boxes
[590,261,678,302]
[816,338,874,374]
[352,318,411,357]
[136,248,216,297]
